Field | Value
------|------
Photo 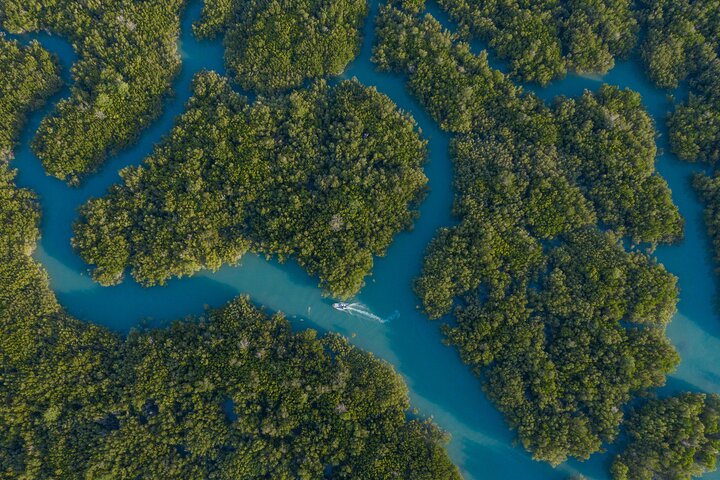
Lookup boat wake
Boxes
[333,302,398,324]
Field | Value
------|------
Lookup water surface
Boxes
[6,2,720,479]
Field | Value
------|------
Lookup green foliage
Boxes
[1,247,461,478]
[432,0,638,85]
[639,0,720,89]
[0,0,186,183]
[375,4,682,465]
[554,86,683,244]
[0,60,459,479]
[0,58,125,477]
[639,0,720,164]
[445,229,679,466]
[373,4,554,139]
[0,165,458,477]
[73,72,427,299]
[612,393,720,480]
[693,172,720,274]
[69,296,460,480]
[0,36,61,157]
[194,0,368,94]
[373,5,681,246]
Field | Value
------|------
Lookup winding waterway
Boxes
[6,1,720,479]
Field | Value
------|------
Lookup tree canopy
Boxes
[2,1,713,477]
[1,204,461,479]
[0,58,460,478]
[433,0,638,85]
[692,172,720,279]
[72,71,427,299]
[0,35,61,158]
[194,0,368,94]
[374,2,682,466]
[639,0,720,164]
[612,393,720,480]
[0,0,185,183]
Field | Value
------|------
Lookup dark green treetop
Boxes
[194,0,368,94]
[0,35,61,157]
[612,393,720,480]
[375,2,682,466]
[72,71,427,299]
[0,54,460,478]
[639,0,720,164]
[0,0,186,183]
[434,0,638,85]
[692,172,720,285]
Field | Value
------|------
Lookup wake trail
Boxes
[342,303,398,324]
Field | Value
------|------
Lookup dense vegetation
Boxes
[194,0,368,94]
[0,61,460,479]
[3,2,715,478]
[612,393,720,480]
[375,2,683,466]
[72,72,427,299]
[693,173,720,275]
[639,0,720,164]
[0,0,186,183]
[1,211,461,479]
[2,287,462,478]
[432,0,637,85]
[0,36,61,157]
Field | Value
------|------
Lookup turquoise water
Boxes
[6,1,720,479]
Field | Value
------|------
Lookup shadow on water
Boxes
[5,1,720,479]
